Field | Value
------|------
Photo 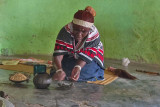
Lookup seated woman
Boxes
[52,6,104,81]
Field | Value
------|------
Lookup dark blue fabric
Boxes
[62,55,104,81]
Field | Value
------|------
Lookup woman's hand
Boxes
[52,69,66,81]
[70,65,81,81]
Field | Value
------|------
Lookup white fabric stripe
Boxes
[94,56,103,66]
[54,50,68,53]
[88,27,98,38]
[73,18,93,28]
[87,32,99,40]
[86,26,99,42]
[86,34,99,42]
[79,52,92,61]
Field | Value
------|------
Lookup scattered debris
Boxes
[0,91,5,98]
[136,69,160,76]
[25,103,45,107]
[70,100,99,107]
[0,91,9,100]
[56,81,74,90]
[122,58,130,66]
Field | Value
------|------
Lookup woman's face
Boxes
[73,24,90,42]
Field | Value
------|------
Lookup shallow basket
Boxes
[9,72,30,83]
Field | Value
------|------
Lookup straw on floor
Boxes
[0,64,118,85]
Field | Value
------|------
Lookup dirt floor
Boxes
[0,55,160,107]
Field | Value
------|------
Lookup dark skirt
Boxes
[62,55,104,81]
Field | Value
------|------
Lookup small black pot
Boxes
[33,65,52,89]
[33,73,52,89]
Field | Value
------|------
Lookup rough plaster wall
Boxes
[0,0,160,64]
[96,0,160,64]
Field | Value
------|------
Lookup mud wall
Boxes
[0,0,160,64]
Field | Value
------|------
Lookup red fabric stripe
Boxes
[56,40,73,48]
[54,44,74,54]
[79,49,95,58]
[98,49,104,54]
[79,48,104,60]
[87,48,97,54]
[97,52,104,62]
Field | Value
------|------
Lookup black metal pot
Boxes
[33,73,52,89]
[33,65,52,89]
